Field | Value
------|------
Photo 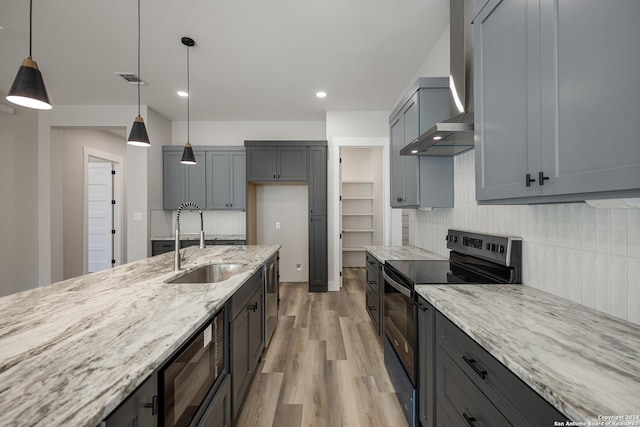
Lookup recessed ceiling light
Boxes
[177,91,188,97]
[316,91,327,98]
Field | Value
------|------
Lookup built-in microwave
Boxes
[160,307,226,427]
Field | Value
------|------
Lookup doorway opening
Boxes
[84,148,124,274]
[339,147,384,269]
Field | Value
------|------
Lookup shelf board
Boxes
[342,247,367,252]
[342,180,374,184]
[342,212,373,216]
[342,196,374,200]
[343,229,374,233]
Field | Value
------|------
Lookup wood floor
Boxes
[234,267,408,427]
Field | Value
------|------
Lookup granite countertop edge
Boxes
[415,284,640,423]
[0,245,280,427]
[363,245,447,263]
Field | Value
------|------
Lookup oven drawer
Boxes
[436,312,566,426]
[436,345,510,427]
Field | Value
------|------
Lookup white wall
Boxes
[326,111,391,290]
[409,150,640,326]
[146,108,171,255]
[52,129,127,279]
[392,25,451,109]
[0,99,39,297]
[38,105,155,285]
[256,185,309,282]
[171,120,326,146]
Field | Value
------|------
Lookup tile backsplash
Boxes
[409,150,640,325]
[151,210,246,237]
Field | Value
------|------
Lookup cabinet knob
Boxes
[247,303,258,312]
[144,395,158,416]
[462,413,477,427]
[539,171,550,185]
[525,174,536,187]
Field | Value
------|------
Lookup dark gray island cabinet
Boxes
[101,251,275,427]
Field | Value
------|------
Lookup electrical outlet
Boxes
[276,222,281,229]
[296,263,302,271]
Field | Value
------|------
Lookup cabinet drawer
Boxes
[229,269,263,321]
[366,253,379,268]
[436,345,510,427]
[436,312,566,425]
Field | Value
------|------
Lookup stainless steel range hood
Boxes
[401,0,474,156]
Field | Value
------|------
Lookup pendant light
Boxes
[6,0,52,110]
[127,0,150,147]
[181,37,196,165]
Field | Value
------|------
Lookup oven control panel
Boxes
[446,229,521,268]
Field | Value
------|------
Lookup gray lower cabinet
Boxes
[389,78,452,209]
[474,0,640,203]
[103,374,157,427]
[151,239,246,256]
[246,146,307,181]
[417,297,435,427]
[163,148,206,210]
[308,146,327,216]
[308,215,327,292]
[229,269,264,420]
[435,311,567,426]
[206,150,246,210]
[196,375,231,427]
[365,254,382,336]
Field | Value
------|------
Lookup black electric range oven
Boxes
[382,230,522,427]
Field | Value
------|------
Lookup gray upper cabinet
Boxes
[207,152,231,209]
[163,148,206,210]
[163,146,245,211]
[246,146,307,181]
[308,146,327,216]
[475,0,640,203]
[206,149,246,210]
[390,93,420,207]
[474,0,539,201]
[390,78,451,209]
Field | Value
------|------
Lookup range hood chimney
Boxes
[401,0,474,156]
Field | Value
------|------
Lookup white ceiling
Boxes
[0,0,449,121]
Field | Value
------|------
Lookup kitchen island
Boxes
[416,284,640,424]
[0,245,279,427]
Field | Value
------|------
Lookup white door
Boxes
[88,162,113,272]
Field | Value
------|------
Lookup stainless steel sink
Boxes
[167,263,246,284]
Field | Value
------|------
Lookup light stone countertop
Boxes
[415,284,640,423]
[0,245,279,427]
[364,245,447,263]
[151,234,246,241]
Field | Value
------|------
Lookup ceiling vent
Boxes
[114,72,148,85]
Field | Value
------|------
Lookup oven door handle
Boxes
[383,271,413,298]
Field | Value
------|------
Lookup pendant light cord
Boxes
[137,0,141,116]
[29,0,33,58]
[187,45,190,143]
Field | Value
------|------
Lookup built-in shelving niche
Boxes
[340,147,383,267]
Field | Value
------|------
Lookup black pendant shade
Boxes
[180,37,197,165]
[6,0,52,111]
[127,0,150,147]
[128,115,151,147]
[181,142,196,165]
